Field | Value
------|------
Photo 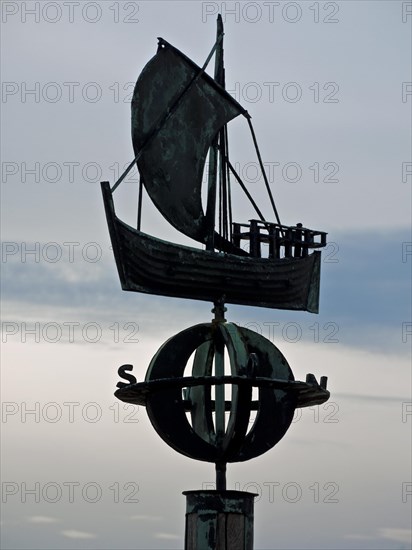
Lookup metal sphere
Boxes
[142,322,296,463]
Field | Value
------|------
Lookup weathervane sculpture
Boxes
[101,15,330,550]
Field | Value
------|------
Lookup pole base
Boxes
[183,490,257,550]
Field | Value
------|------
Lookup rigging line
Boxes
[219,69,229,242]
[218,148,222,239]
[219,127,228,242]
[247,117,282,228]
[136,176,144,230]
[223,155,266,223]
[111,33,225,193]
[225,128,233,242]
[205,137,219,251]
[222,155,228,240]
[220,149,227,241]
[220,179,223,240]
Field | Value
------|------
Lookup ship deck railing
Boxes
[232,220,327,259]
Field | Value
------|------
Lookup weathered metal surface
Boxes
[115,321,329,463]
[116,372,329,408]
[105,17,331,548]
[131,38,245,244]
[102,18,328,317]
[101,181,322,313]
[183,490,255,550]
[143,322,257,463]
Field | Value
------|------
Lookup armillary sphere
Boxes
[115,301,329,489]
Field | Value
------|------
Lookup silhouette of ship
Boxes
[101,19,327,312]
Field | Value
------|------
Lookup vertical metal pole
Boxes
[215,461,226,491]
[213,295,226,491]
[214,335,225,446]
[205,14,225,251]
[224,125,233,242]
[137,177,143,230]
[205,143,218,251]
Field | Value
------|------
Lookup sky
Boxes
[1,1,411,549]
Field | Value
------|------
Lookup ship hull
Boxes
[102,182,321,313]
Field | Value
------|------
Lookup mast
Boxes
[205,15,225,251]
[217,25,229,243]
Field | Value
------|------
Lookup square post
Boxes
[183,490,256,550]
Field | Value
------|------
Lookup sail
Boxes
[131,39,246,243]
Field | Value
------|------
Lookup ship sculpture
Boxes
[101,20,327,313]
[102,16,330,549]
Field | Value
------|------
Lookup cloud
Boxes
[320,229,411,325]
[154,532,181,540]
[379,528,412,545]
[27,515,59,524]
[345,529,412,546]
[61,529,97,539]
[344,534,375,541]
[129,514,162,521]
[335,392,411,403]
[2,229,410,351]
